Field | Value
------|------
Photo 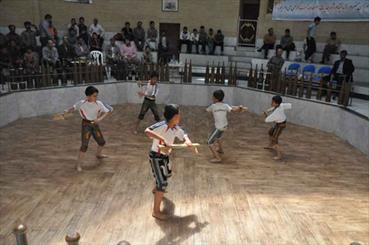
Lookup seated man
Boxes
[58,36,75,64]
[258,28,276,59]
[146,21,158,50]
[321,32,341,64]
[105,38,125,79]
[190,28,200,54]
[24,47,39,74]
[280,29,295,60]
[330,50,355,100]
[74,37,89,58]
[90,32,103,51]
[179,26,191,53]
[133,21,145,51]
[42,39,60,68]
[213,29,224,55]
[120,38,139,64]
[8,40,23,68]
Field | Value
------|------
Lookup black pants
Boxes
[305,37,316,61]
[213,41,224,54]
[282,43,295,60]
[322,45,338,63]
[199,40,207,53]
[179,40,192,53]
[138,97,161,121]
[260,43,275,59]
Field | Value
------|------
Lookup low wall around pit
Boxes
[0,82,368,155]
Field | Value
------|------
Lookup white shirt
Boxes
[180,31,190,40]
[73,99,113,121]
[143,81,159,98]
[265,103,292,123]
[190,33,199,42]
[307,23,317,38]
[206,102,233,130]
[149,121,187,154]
[89,24,105,37]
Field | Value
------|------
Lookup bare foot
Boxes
[76,165,82,172]
[152,212,169,220]
[96,154,108,159]
[210,158,222,163]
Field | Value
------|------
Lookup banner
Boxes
[272,0,369,22]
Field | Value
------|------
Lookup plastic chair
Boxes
[302,64,316,80]
[313,66,331,83]
[90,50,111,79]
[286,63,300,76]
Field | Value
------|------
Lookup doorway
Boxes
[159,23,181,60]
[238,0,260,46]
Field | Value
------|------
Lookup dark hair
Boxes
[8,24,15,29]
[330,31,336,36]
[213,89,225,102]
[45,14,52,19]
[150,21,155,25]
[285,29,290,32]
[276,44,283,50]
[217,29,222,33]
[79,16,85,21]
[85,86,99,96]
[183,26,188,29]
[200,25,205,29]
[272,95,282,105]
[125,22,130,25]
[24,21,31,26]
[314,16,321,22]
[340,50,348,55]
[193,28,197,32]
[150,71,159,78]
[209,28,213,31]
[164,104,179,122]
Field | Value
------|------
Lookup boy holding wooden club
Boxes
[263,95,291,160]
[145,104,197,220]
[206,89,247,163]
[64,86,113,171]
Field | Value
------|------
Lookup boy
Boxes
[134,71,160,134]
[206,90,247,163]
[64,86,113,171]
[263,95,291,160]
[145,104,196,220]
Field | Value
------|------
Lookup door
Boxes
[159,23,180,59]
[238,0,260,46]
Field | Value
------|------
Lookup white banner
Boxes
[272,0,369,22]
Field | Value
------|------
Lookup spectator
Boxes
[0,46,11,69]
[207,28,215,55]
[74,37,89,58]
[68,18,80,37]
[158,31,170,63]
[0,33,7,48]
[267,47,284,91]
[305,16,321,62]
[6,25,22,46]
[321,32,341,64]
[198,26,207,54]
[258,28,276,59]
[42,39,59,67]
[330,50,355,98]
[191,29,200,54]
[90,32,103,51]
[143,46,153,64]
[213,29,224,55]
[67,26,78,46]
[89,18,105,45]
[122,22,134,41]
[104,38,121,64]
[47,20,59,46]
[280,29,295,61]
[58,36,75,63]
[21,21,39,52]
[121,38,139,64]
[23,47,39,74]
[179,26,191,53]
[78,17,89,45]
[39,14,53,47]
[146,21,158,50]
[133,21,145,51]
[8,40,23,68]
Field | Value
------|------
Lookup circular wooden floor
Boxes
[0,104,368,244]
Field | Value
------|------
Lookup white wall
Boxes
[0,82,368,155]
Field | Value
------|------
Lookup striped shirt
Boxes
[149,121,187,154]
[144,81,159,99]
[73,99,113,121]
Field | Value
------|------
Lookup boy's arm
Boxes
[231,105,247,112]
[144,128,171,146]
[263,107,275,117]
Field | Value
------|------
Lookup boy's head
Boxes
[285,29,290,35]
[150,71,158,84]
[271,95,282,107]
[212,89,225,102]
[164,104,180,125]
[314,16,321,24]
[85,86,99,102]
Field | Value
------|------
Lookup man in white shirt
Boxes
[190,28,200,54]
[264,95,292,160]
[206,89,247,163]
[64,86,113,171]
[178,26,192,53]
[134,71,161,134]
[89,18,105,45]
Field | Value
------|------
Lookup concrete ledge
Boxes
[0,82,368,155]
[179,53,229,66]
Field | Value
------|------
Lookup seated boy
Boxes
[263,95,292,160]
[64,86,113,171]
[145,104,195,220]
[206,90,247,163]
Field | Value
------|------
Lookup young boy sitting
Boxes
[263,95,292,160]
[145,104,196,220]
[64,86,113,171]
[206,89,247,163]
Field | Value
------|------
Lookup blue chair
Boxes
[286,63,300,76]
[313,66,332,83]
[302,65,316,80]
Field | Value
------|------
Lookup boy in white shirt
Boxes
[190,28,200,54]
[264,95,292,160]
[134,71,161,134]
[179,26,192,53]
[206,90,247,163]
[145,104,196,220]
[64,86,113,171]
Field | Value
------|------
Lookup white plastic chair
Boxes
[89,51,111,79]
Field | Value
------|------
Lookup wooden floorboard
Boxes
[0,104,368,245]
